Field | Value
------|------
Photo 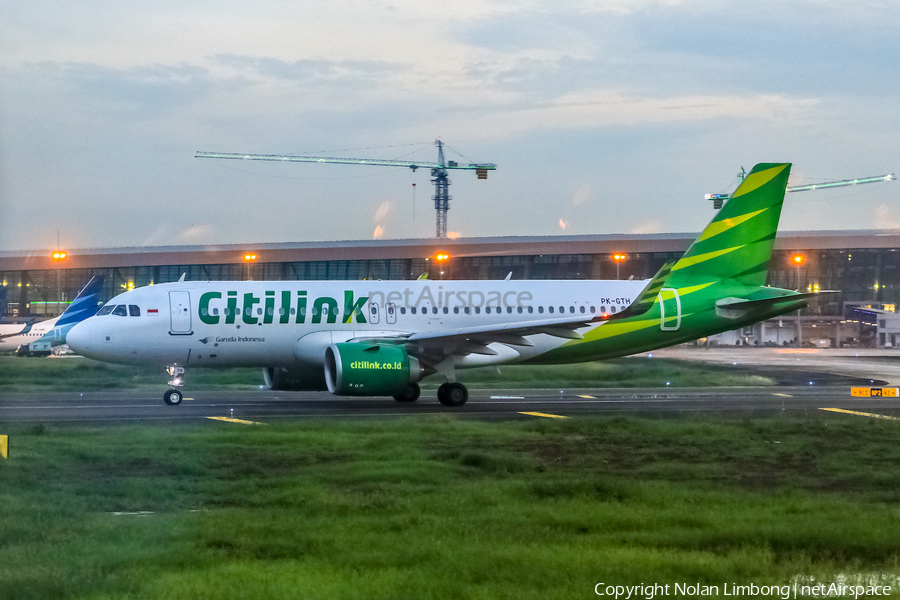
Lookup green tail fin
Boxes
[669,163,791,287]
[613,259,676,319]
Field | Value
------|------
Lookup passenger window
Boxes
[464,307,470,314]
[400,307,406,315]
[453,307,459,314]
[411,307,417,315]
[443,307,449,314]
[527,307,533,314]
[568,306,574,313]
[517,307,523,314]
[112,305,128,317]
[129,305,141,316]
[579,306,585,314]
[538,306,543,314]
[590,306,595,313]
[548,306,554,314]
[433,307,438,315]
[475,307,481,314]
[507,307,512,314]
[610,306,617,313]
[96,305,114,316]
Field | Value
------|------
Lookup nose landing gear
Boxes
[164,366,185,405]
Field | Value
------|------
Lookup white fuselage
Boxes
[67,279,645,369]
[0,317,62,352]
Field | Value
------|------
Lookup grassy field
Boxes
[0,354,774,393]
[2,414,900,599]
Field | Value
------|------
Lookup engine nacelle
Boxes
[324,343,424,396]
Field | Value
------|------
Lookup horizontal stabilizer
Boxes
[715,291,837,319]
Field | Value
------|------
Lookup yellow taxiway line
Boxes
[519,412,568,419]
[207,416,265,425]
[819,408,900,421]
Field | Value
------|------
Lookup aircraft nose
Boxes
[67,320,92,354]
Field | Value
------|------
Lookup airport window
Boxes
[97,305,114,316]
[113,305,127,317]
[129,305,140,316]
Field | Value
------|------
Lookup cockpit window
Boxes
[96,305,114,316]
[112,305,128,317]
[129,305,141,317]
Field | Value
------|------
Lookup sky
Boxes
[1,0,899,252]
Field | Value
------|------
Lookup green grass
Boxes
[0,355,773,393]
[2,414,900,599]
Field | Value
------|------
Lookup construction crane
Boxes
[706,169,895,209]
[195,140,497,239]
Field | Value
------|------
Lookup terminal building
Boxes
[1,229,898,348]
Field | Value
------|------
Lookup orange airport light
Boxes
[791,253,806,266]
[242,253,258,262]
[434,252,450,262]
[51,251,67,262]
[611,253,626,279]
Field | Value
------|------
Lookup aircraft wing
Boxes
[351,315,601,359]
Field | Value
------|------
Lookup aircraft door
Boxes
[369,302,380,324]
[169,291,193,335]
[658,288,681,331]
[386,302,397,325]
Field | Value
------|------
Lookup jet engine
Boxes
[324,342,425,396]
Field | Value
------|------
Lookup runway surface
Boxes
[3,348,899,425]
[3,386,900,425]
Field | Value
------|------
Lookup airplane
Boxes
[67,163,817,406]
[0,276,105,355]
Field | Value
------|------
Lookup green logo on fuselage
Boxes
[198,290,368,326]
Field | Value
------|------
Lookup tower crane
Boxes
[196,140,497,239]
[706,169,895,209]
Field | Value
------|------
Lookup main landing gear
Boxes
[437,382,468,406]
[393,383,421,403]
[392,382,469,406]
[164,366,184,406]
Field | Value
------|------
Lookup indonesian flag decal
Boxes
[148,308,159,315]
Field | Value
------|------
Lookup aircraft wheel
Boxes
[437,382,468,407]
[393,383,421,403]
[163,389,183,406]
